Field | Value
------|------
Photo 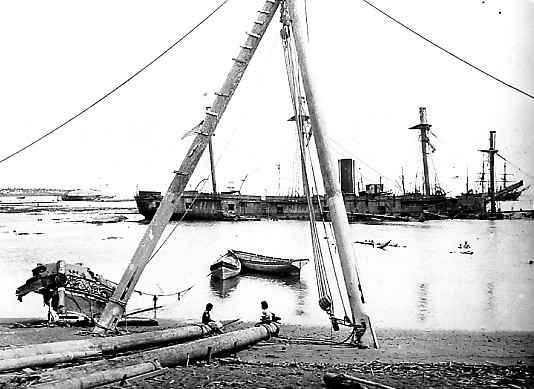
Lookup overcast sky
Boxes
[1,0,532,197]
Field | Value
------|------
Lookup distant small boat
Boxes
[354,239,392,249]
[229,249,309,276]
[376,240,391,249]
[210,252,242,280]
[62,189,103,201]
[449,250,474,255]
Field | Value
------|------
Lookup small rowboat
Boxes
[210,252,242,280]
[228,249,309,276]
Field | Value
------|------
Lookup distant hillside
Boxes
[0,188,71,197]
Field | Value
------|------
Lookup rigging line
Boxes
[362,0,534,101]
[306,143,349,317]
[496,153,534,181]
[211,32,281,170]
[304,0,310,41]
[147,175,211,264]
[144,17,281,265]
[328,136,400,190]
[282,21,343,317]
[0,0,231,166]
[428,130,469,164]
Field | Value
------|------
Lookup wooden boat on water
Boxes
[210,252,242,280]
[228,249,309,276]
[15,260,116,323]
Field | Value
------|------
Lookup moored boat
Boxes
[229,249,309,276]
[210,252,242,280]
[15,260,116,323]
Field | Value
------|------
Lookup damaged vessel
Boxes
[15,260,115,322]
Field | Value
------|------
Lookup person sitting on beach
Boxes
[202,303,223,334]
[260,300,281,324]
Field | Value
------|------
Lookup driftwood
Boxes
[324,372,396,389]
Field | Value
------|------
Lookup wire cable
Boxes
[362,0,534,101]
[497,153,534,181]
[0,0,231,166]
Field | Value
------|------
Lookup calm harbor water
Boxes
[1,200,533,331]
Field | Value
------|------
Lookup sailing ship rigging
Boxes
[91,0,379,348]
[12,0,531,348]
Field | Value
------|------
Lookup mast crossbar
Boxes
[92,0,282,334]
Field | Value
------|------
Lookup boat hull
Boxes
[134,187,497,222]
[229,249,309,276]
[15,260,115,322]
[210,254,241,280]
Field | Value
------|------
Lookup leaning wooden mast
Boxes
[93,0,281,334]
[287,0,378,348]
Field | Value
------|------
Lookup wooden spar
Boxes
[33,362,161,389]
[408,107,432,195]
[287,0,378,348]
[208,139,218,193]
[33,323,280,389]
[0,350,102,373]
[93,0,281,334]
[0,325,209,372]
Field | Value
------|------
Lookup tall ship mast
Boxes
[409,107,433,196]
[93,0,282,334]
[94,0,378,349]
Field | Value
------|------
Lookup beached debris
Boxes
[324,372,394,388]
[2,323,280,388]
[0,325,212,373]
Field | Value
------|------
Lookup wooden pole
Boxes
[0,350,101,372]
[0,325,209,372]
[287,0,377,348]
[34,323,280,389]
[33,361,161,389]
[208,139,218,193]
[92,0,282,335]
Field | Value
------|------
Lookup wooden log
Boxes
[0,324,208,372]
[0,350,101,372]
[324,373,397,389]
[34,323,280,389]
[33,361,161,389]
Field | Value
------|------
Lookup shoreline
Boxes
[1,317,533,365]
[1,318,533,388]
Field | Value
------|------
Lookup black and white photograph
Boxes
[1,1,533,388]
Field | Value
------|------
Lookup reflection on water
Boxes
[209,276,240,299]
[209,272,309,318]
[417,283,430,322]
[1,212,533,331]
[485,282,495,317]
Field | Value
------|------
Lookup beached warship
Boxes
[135,109,525,222]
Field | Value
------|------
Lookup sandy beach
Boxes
[1,318,533,388]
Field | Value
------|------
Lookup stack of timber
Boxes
[0,323,280,389]
[0,325,210,373]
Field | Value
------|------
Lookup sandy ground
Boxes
[0,318,533,388]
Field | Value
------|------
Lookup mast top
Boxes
[409,107,432,129]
